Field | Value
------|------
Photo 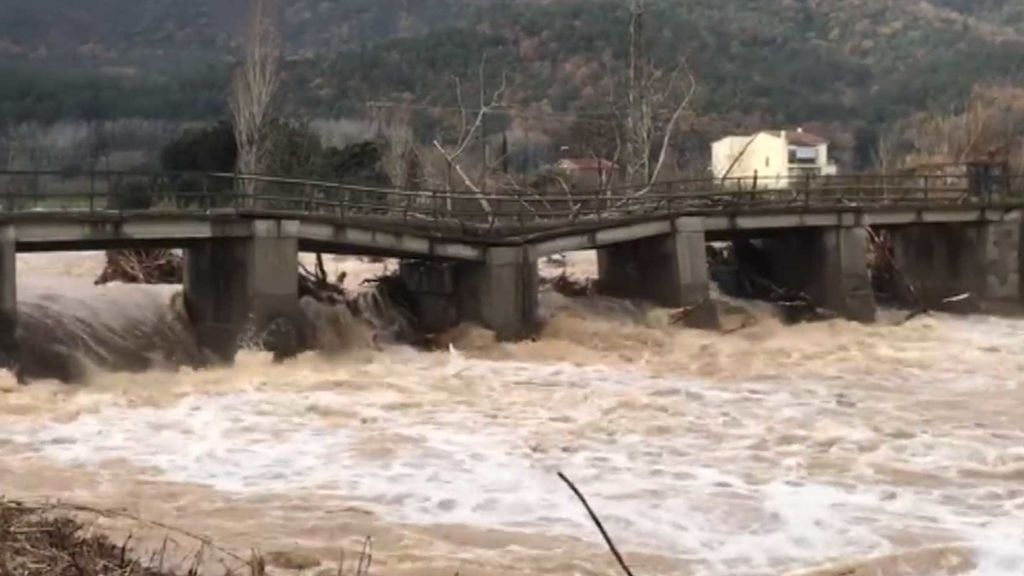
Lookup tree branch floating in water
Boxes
[557,471,636,576]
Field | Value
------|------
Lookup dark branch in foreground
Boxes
[557,471,635,576]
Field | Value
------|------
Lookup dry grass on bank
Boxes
[0,500,183,576]
[0,499,377,576]
[1,475,615,576]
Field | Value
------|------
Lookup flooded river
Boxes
[0,253,1022,575]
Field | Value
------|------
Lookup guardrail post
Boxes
[32,173,41,211]
[205,176,213,212]
[89,169,96,212]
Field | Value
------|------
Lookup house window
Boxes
[765,157,771,168]
[791,146,818,163]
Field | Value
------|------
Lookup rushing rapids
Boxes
[0,252,1022,575]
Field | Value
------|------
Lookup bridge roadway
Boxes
[0,170,1021,363]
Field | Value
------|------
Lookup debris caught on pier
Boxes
[299,253,348,305]
[668,301,723,330]
[865,226,960,322]
[709,242,834,324]
[547,272,596,298]
[95,250,184,285]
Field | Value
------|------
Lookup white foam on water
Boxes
[4,347,1024,576]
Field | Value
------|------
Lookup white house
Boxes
[785,129,837,179]
[711,128,837,188]
[711,131,789,188]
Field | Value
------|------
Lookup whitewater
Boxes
[0,252,1022,576]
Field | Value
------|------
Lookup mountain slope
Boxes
[302,0,1024,120]
[0,0,1022,132]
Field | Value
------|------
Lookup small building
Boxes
[711,128,837,189]
[555,158,618,187]
[557,158,617,176]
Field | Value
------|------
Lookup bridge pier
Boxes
[0,225,15,368]
[401,246,538,341]
[184,220,304,362]
[759,226,877,322]
[460,246,539,341]
[596,218,714,322]
[883,220,1022,309]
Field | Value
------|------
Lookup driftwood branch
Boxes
[557,472,635,576]
[95,250,183,285]
[299,252,347,305]
[864,226,929,320]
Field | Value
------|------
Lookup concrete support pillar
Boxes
[597,218,711,309]
[399,261,460,334]
[886,220,1022,310]
[458,246,539,341]
[820,227,877,322]
[762,226,876,322]
[184,220,303,362]
[0,225,16,368]
[981,219,1022,303]
[399,246,539,341]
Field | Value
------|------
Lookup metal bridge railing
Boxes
[0,170,1020,235]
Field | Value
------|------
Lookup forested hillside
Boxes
[2,0,1023,164]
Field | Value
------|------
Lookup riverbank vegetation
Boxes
[0,499,379,576]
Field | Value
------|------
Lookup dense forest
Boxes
[2,0,1024,169]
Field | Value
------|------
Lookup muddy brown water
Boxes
[0,253,1021,575]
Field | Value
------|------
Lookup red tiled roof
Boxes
[557,158,617,172]
[785,130,829,146]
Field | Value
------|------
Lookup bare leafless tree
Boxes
[873,126,901,173]
[620,0,697,192]
[431,55,509,214]
[897,87,1024,169]
[374,104,420,189]
[624,0,651,186]
[230,0,283,184]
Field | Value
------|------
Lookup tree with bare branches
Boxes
[431,56,509,215]
[872,125,901,173]
[883,85,1024,173]
[230,0,283,184]
[571,0,696,195]
[621,0,697,191]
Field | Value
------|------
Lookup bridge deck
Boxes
[0,170,1021,258]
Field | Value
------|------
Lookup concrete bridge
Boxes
[0,169,1021,362]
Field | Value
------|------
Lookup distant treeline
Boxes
[3,0,1024,128]
[0,58,229,127]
